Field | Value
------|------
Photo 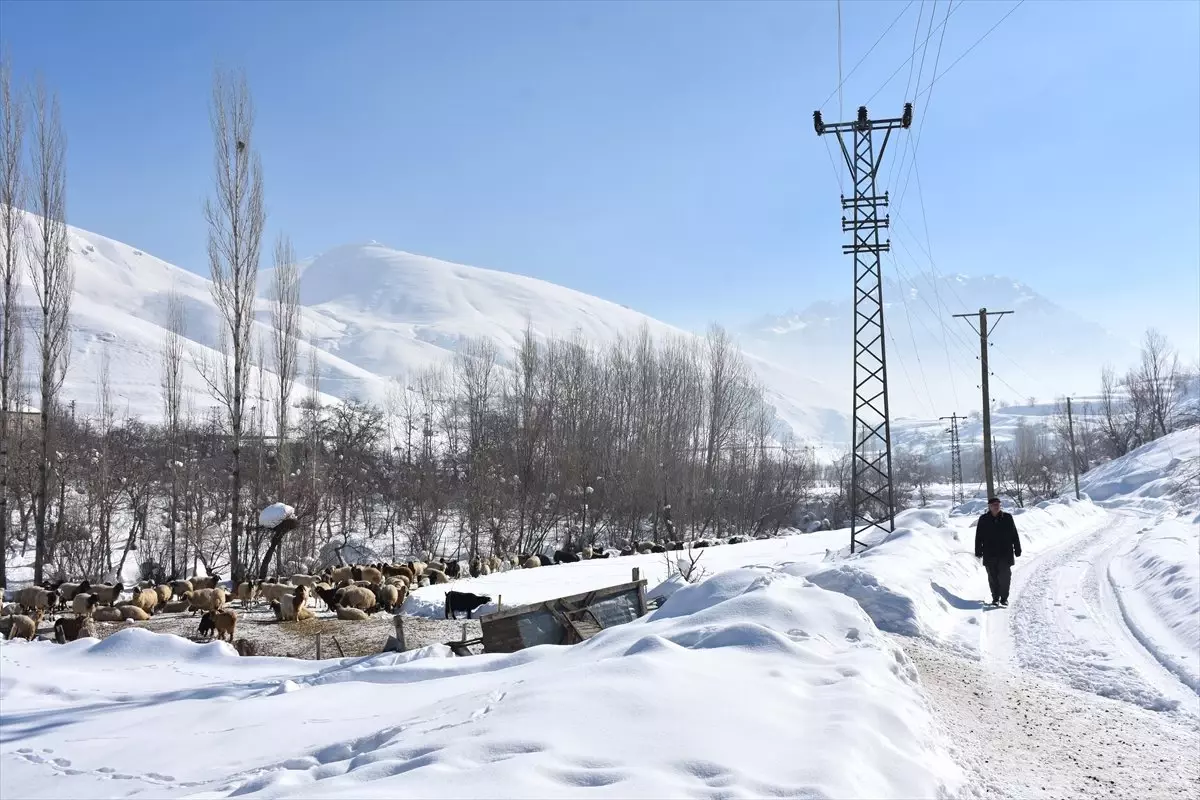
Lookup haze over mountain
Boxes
[10,213,1149,449]
[737,271,1142,424]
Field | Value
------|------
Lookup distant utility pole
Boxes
[1066,396,1081,500]
[814,103,913,553]
[952,307,1013,500]
[939,413,965,505]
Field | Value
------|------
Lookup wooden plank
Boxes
[478,579,646,624]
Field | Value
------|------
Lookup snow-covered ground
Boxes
[0,570,965,799]
[4,431,1197,799]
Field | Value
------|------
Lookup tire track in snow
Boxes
[997,510,1197,717]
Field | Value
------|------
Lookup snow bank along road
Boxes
[912,506,1199,800]
[985,508,1198,716]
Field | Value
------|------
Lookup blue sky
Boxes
[3,0,1198,357]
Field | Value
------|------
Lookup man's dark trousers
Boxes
[983,559,1011,603]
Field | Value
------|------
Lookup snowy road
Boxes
[984,509,1198,718]
[910,508,1200,799]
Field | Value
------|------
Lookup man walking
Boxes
[975,497,1022,607]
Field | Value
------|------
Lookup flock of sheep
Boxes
[0,533,773,650]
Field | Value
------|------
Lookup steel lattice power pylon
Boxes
[814,103,912,553]
[940,413,965,505]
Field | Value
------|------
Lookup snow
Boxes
[0,569,965,799]
[400,531,847,619]
[1078,426,1200,507]
[259,503,296,528]
[1105,516,1199,694]
[11,212,841,441]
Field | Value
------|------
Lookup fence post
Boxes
[462,622,468,641]
[393,614,406,652]
[632,567,640,583]
[315,632,322,660]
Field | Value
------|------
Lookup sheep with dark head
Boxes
[72,593,99,617]
[89,582,125,606]
[54,615,98,643]
[444,590,491,620]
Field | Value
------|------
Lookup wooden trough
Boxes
[477,569,649,654]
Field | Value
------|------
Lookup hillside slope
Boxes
[9,215,842,438]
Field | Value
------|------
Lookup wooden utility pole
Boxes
[1066,396,1081,500]
[952,308,1013,500]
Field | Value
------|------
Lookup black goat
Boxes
[553,550,580,564]
[444,590,492,620]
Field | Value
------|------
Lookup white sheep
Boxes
[335,605,369,621]
[72,593,99,617]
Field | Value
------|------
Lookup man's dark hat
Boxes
[988,497,1001,504]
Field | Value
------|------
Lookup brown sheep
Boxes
[234,638,257,656]
[72,593,100,617]
[328,565,353,584]
[267,599,314,622]
[130,589,160,614]
[426,560,447,574]
[426,568,449,584]
[3,610,42,641]
[352,565,383,585]
[407,560,426,578]
[522,556,540,569]
[170,579,194,598]
[92,606,123,622]
[336,585,376,611]
[211,609,237,642]
[184,587,226,614]
[154,585,173,607]
[276,586,310,622]
[121,606,151,621]
[54,615,98,643]
[161,600,189,614]
[335,605,369,621]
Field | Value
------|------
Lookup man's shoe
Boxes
[999,599,1008,607]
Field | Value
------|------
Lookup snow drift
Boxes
[0,570,964,799]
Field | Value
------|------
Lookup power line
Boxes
[915,0,1027,101]
[837,0,844,118]
[864,1,965,105]
[820,0,916,111]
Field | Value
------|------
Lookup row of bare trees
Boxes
[0,319,813,585]
[0,59,75,588]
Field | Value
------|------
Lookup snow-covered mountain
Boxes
[10,214,1146,448]
[8,215,841,439]
[738,272,1140,422]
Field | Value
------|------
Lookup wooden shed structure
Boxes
[478,573,649,654]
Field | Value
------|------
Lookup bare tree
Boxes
[161,287,185,576]
[0,53,24,589]
[1134,329,1181,439]
[26,78,73,585]
[203,69,264,582]
[271,233,299,492]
